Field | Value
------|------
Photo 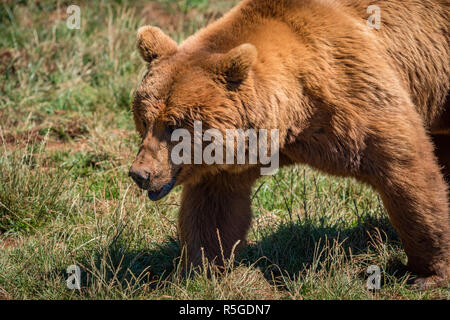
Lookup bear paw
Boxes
[411,275,448,290]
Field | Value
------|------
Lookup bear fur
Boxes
[130,0,450,288]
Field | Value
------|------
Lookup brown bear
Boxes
[129,0,449,288]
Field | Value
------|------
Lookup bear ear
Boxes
[217,43,257,86]
[136,26,178,63]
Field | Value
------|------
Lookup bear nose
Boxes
[129,166,150,190]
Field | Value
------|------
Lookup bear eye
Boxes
[165,125,176,138]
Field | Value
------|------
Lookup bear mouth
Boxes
[147,171,179,201]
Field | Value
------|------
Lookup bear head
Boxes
[129,26,259,201]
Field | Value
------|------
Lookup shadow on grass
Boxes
[240,214,408,286]
[245,214,400,268]
[68,213,408,293]
[77,236,182,290]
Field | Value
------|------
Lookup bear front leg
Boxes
[364,120,450,288]
[178,168,260,269]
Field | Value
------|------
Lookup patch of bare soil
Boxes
[0,288,11,300]
[140,2,225,32]
[0,237,18,249]
[141,2,182,31]
[2,127,44,146]
[1,119,89,150]
[0,49,28,76]
[48,6,70,23]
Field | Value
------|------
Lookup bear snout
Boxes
[129,166,151,190]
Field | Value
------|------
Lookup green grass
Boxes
[0,0,449,300]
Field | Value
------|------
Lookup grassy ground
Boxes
[0,0,448,300]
